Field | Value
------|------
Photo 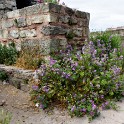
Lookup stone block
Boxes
[3,29,8,38]
[25,3,60,15]
[0,30,3,38]
[86,12,90,21]
[7,10,20,19]
[15,17,27,27]
[0,4,5,9]
[59,38,68,46]
[75,10,86,18]
[83,27,89,37]
[41,25,68,35]
[6,1,16,7]
[9,30,19,39]
[49,39,60,52]
[5,4,13,9]
[19,29,37,38]
[21,38,66,55]
[29,15,44,24]
[59,15,70,23]
[26,4,41,16]
[69,17,78,24]
[44,14,58,22]
[21,39,50,55]
[27,14,58,25]
[2,20,14,29]
[18,8,27,16]
[73,28,83,37]
[65,7,74,16]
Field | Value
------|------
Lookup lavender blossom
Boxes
[71,105,75,112]
[50,58,57,65]
[42,86,49,92]
[80,108,86,112]
[32,85,38,91]
[92,104,97,110]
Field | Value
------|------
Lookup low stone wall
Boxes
[0,64,34,92]
[0,3,90,56]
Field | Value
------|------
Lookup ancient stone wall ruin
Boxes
[0,3,90,56]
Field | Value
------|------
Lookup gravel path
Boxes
[0,83,124,124]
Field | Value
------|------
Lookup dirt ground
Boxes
[0,83,124,124]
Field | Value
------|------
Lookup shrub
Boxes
[0,109,12,124]
[31,32,124,121]
[0,70,8,81]
[0,42,18,65]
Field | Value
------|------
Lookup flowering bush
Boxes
[31,32,124,121]
[0,42,18,65]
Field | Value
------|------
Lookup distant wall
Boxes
[107,27,124,41]
[0,3,90,56]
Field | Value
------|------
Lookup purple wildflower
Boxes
[81,98,86,102]
[42,86,49,92]
[50,58,57,65]
[80,108,86,112]
[92,104,97,110]
[71,106,75,112]
[32,85,38,91]
[100,95,104,99]
[90,111,94,116]
[39,103,45,109]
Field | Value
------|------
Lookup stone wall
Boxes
[0,0,16,19]
[0,3,90,56]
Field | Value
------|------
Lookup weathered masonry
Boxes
[0,0,16,19]
[0,3,90,56]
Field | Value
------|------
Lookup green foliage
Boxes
[0,42,18,65]
[31,32,124,121]
[0,109,12,124]
[0,70,8,81]
[44,0,59,4]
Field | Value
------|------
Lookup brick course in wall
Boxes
[0,3,90,56]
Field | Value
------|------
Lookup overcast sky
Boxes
[62,0,124,31]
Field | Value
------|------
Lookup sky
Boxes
[62,0,124,31]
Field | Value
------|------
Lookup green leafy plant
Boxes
[0,109,12,124]
[0,70,8,81]
[0,42,18,65]
[44,0,59,4]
